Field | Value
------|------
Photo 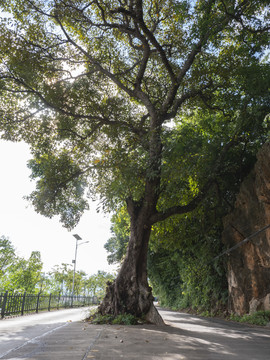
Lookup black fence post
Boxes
[21,292,26,316]
[36,292,41,313]
[48,293,52,312]
[1,291,8,319]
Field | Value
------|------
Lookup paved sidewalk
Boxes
[2,308,270,359]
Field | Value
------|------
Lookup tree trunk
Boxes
[98,201,164,325]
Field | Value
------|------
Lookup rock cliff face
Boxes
[222,142,270,315]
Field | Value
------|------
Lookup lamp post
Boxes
[71,234,89,306]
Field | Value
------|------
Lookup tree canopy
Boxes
[1,0,269,226]
[0,0,269,321]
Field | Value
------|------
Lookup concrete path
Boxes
[1,307,270,359]
[0,307,91,359]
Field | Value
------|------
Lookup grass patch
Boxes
[87,312,139,325]
[230,311,270,326]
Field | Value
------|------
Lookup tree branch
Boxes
[134,15,176,83]
[220,0,270,34]
[110,2,176,83]
[149,179,213,224]
[54,12,156,114]
[134,42,151,90]
[163,88,203,121]
[150,132,244,224]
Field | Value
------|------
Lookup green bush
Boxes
[112,314,138,325]
[88,312,138,325]
[230,311,270,326]
[90,313,114,324]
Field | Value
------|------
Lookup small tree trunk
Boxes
[98,202,164,325]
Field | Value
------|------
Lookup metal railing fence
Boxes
[0,291,98,319]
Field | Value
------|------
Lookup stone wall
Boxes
[222,142,270,315]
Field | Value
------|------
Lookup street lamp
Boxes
[71,234,89,306]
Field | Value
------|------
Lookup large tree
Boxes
[0,0,269,323]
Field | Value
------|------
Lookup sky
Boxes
[0,139,118,276]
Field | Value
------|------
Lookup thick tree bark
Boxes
[98,201,164,325]
[98,113,164,325]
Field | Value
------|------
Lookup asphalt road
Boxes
[1,307,270,359]
[0,307,92,359]
[160,308,270,359]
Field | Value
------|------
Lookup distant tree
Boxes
[37,272,52,294]
[87,271,115,299]
[49,263,72,294]
[49,263,88,295]
[3,251,43,293]
[0,0,269,322]
[73,270,87,296]
[0,236,16,279]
